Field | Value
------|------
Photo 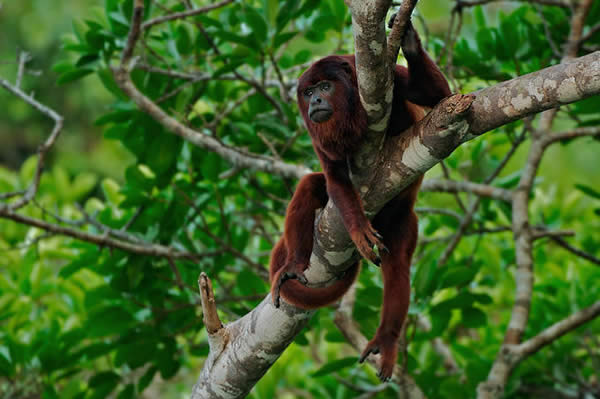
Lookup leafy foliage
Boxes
[1,0,599,398]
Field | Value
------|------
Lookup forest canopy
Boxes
[1,0,599,398]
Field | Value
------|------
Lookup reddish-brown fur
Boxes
[269,24,450,380]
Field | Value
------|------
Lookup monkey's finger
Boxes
[358,246,379,266]
[373,230,383,241]
[387,12,397,29]
[273,288,282,308]
[296,273,308,286]
[358,349,371,363]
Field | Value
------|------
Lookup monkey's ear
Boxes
[340,62,354,77]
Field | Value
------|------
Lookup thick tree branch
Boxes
[345,0,395,135]
[467,51,600,135]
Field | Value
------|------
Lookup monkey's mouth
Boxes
[309,108,333,123]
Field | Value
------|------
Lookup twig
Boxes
[0,203,201,260]
[549,236,600,266]
[198,273,224,334]
[579,21,600,44]
[421,179,512,202]
[0,77,64,210]
[387,0,418,65]
[15,51,31,88]
[142,0,236,31]
[517,300,600,357]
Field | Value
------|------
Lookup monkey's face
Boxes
[301,80,335,123]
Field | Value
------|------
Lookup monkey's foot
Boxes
[400,20,420,58]
[350,223,387,266]
[272,268,308,308]
[358,335,398,382]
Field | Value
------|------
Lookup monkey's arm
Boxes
[318,151,384,265]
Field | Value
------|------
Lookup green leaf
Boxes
[0,346,14,377]
[138,366,157,392]
[95,109,135,126]
[86,306,135,337]
[20,155,38,183]
[75,53,99,67]
[116,384,135,399]
[276,0,301,32]
[242,6,268,45]
[57,68,94,85]
[414,259,438,298]
[272,31,298,49]
[71,173,98,200]
[97,69,127,99]
[60,247,100,278]
[101,178,125,205]
[176,25,192,55]
[441,266,479,289]
[430,306,452,336]
[201,152,223,182]
[312,357,357,377]
[88,371,120,399]
[216,31,260,51]
[461,307,487,328]
[575,183,600,200]
[474,6,486,28]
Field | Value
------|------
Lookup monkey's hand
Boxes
[349,222,387,266]
[359,333,398,382]
[400,20,422,59]
[271,262,309,308]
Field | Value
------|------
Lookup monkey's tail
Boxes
[273,263,360,309]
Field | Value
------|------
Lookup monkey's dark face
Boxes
[301,80,335,123]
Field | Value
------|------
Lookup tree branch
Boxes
[0,69,64,210]
[114,0,310,180]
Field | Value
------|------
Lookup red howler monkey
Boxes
[269,21,450,381]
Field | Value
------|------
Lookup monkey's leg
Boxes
[359,206,417,381]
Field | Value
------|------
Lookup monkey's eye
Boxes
[304,89,313,97]
[320,82,330,91]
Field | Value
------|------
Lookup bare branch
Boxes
[386,0,418,66]
[420,178,511,202]
[199,273,224,334]
[15,51,31,88]
[0,76,64,210]
[450,0,570,8]
[0,203,201,260]
[549,236,600,266]
[517,300,600,357]
[468,51,600,136]
[142,0,236,31]
[542,126,600,146]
